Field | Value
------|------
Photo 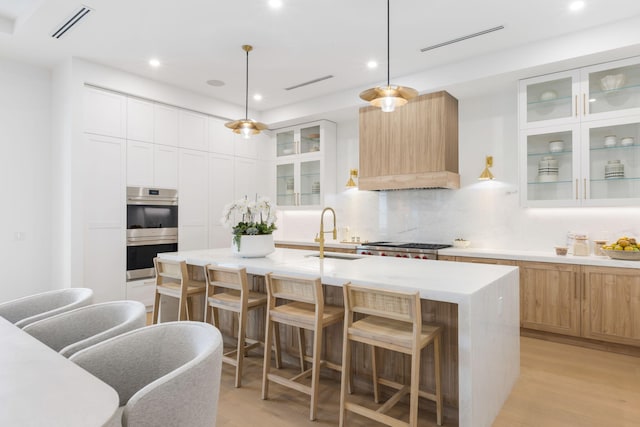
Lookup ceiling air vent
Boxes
[285,75,334,91]
[51,5,92,39]
[420,25,504,52]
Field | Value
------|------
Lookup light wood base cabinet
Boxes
[582,266,640,346]
[519,261,581,337]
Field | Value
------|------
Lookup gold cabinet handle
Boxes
[575,95,578,116]
[584,178,587,199]
[583,94,587,115]
[575,179,579,200]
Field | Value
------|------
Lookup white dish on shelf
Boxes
[282,148,294,155]
[600,74,626,91]
[621,137,634,146]
[549,140,564,152]
[604,135,617,148]
[539,90,557,101]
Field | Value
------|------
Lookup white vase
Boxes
[231,234,275,258]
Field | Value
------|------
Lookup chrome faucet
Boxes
[315,207,337,259]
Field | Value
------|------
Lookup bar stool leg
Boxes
[435,334,443,426]
[235,308,248,388]
[338,331,352,427]
[273,322,282,369]
[152,291,161,324]
[409,344,421,427]
[309,328,322,421]
[262,318,275,400]
[297,328,306,372]
[371,345,380,403]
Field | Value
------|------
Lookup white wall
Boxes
[275,86,640,250]
[0,58,52,303]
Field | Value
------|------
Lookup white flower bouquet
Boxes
[221,196,277,251]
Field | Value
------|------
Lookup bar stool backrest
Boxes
[344,284,422,325]
[206,265,247,293]
[154,258,188,285]
[265,273,322,306]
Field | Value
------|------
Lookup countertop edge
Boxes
[438,247,640,269]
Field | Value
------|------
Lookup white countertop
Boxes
[0,317,119,426]
[275,239,361,250]
[439,247,640,269]
[161,247,518,305]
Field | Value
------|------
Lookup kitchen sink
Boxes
[306,253,363,261]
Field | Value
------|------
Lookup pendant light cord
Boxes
[386,0,390,87]
[245,48,249,120]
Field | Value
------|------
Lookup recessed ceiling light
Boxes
[149,58,161,68]
[206,79,225,87]
[253,94,263,101]
[367,60,378,69]
[268,0,283,9]
[569,1,585,12]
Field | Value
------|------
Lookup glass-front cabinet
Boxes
[519,56,640,206]
[274,121,336,208]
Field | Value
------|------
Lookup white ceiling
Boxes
[2,0,640,113]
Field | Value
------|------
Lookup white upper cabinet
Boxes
[233,132,260,159]
[126,141,178,189]
[178,149,209,250]
[83,87,126,138]
[519,56,640,207]
[154,104,179,147]
[208,117,235,155]
[153,144,178,189]
[274,121,336,209]
[179,110,208,151]
[126,98,154,142]
[126,140,154,187]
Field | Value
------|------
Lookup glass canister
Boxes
[573,234,589,256]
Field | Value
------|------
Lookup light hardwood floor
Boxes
[213,336,640,426]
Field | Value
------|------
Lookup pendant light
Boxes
[225,45,267,138]
[359,0,418,112]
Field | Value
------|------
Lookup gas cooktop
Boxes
[359,242,452,250]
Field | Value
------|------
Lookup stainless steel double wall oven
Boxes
[126,187,178,281]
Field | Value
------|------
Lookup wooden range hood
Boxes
[358,91,459,190]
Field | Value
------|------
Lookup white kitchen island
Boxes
[160,248,520,427]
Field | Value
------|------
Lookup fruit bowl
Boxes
[603,249,640,261]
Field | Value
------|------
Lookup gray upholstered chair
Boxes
[22,301,147,358]
[0,288,94,328]
[70,321,223,427]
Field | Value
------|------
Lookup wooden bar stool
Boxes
[204,264,272,388]
[152,258,206,323]
[339,283,443,427]
[261,272,344,421]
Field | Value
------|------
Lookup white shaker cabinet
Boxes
[83,87,126,138]
[519,56,640,207]
[126,141,178,189]
[208,153,235,249]
[83,133,126,302]
[208,117,235,156]
[126,98,154,143]
[179,110,208,151]
[274,120,336,208]
[178,149,209,250]
[154,104,179,147]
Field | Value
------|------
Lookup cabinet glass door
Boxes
[524,128,577,204]
[525,77,575,125]
[276,163,295,206]
[299,125,321,155]
[299,160,321,206]
[586,62,640,116]
[276,130,295,157]
[585,120,640,203]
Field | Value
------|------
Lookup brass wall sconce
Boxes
[478,156,495,180]
[346,169,358,188]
